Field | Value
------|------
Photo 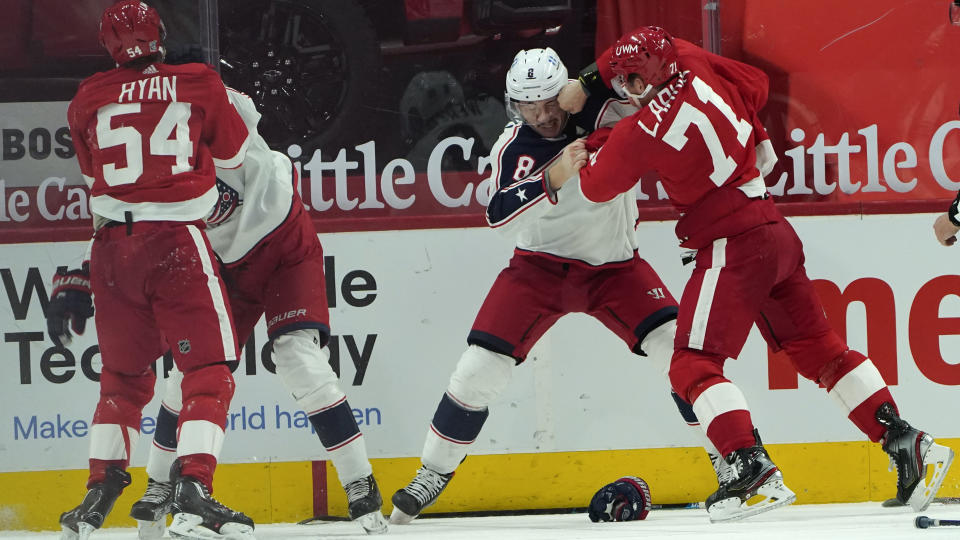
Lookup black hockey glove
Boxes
[588,476,652,522]
[948,191,960,227]
[47,263,94,348]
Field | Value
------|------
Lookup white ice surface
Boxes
[3,502,959,539]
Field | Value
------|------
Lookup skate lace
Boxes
[882,428,913,486]
[405,467,448,506]
[193,481,245,518]
[710,453,736,485]
[344,477,371,503]
[142,480,172,504]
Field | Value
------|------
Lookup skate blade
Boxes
[137,518,166,540]
[388,506,417,525]
[169,512,256,540]
[59,522,96,540]
[709,479,797,523]
[78,523,96,540]
[908,443,954,512]
[131,506,171,522]
[356,510,389,534]
[59,525,80,540]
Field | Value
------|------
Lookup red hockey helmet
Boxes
[609,26,678,89]
[98,1,166,65]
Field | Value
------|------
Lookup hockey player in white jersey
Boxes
[128,88,388,537]
[389,48,730,524]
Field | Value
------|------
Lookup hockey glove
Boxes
[948,190,960,227]
[588,476,652,522]
[47,263,94,347]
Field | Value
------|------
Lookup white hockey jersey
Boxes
[485,94,638,266]
[205,89,295,264]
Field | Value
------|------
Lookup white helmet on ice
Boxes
[505,47,568,123]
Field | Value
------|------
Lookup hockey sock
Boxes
[422,393,489,474]
[145,403,180,482]
[692,381,756,457]
[308,398,372,486]
[821,350,893,442]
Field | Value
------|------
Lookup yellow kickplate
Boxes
[3,438,960,531]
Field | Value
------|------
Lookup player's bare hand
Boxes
[934,213,960,246]
[563,138,588,171]
[558,81,588,114]
[547,139,587,191]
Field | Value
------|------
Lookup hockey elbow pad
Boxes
[578,62,607,97]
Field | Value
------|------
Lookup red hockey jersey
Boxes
[580,40,779,248]
[68,62,250,223]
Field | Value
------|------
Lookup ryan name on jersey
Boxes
[118,75,178,104]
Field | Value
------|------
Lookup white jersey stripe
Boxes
[692,381,750,430]
[186,225,237,361]
[212,131,251,169]
[89,424,139,460]
[827,360,886,413]
[91,186,218,223]
[488,124,522,192]
[689,237,727,350]
[177,419,225,458]
[488,192,548,228]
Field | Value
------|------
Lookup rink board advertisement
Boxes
[2,212,960,473]
[3,98,960,243]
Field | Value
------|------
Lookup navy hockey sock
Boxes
[309,399,362,449]
[430,393,489,444]
[154,404,179,451]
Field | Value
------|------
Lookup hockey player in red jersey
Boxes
[546,26,954,522]
[389,48,732,525]
[127,87,388,537]
[50,2,254,538]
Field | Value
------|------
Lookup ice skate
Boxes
[389,466,454,524]
[167,461,255,540]
[876,402,954,512]
[130,478,173,539]
[60,467,131,540]
[344,474,388,534]
[705,430,796,522]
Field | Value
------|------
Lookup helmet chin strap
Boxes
[620,80,654,102]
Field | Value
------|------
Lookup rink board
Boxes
[2,213,960,530]
[3,439,959,531]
